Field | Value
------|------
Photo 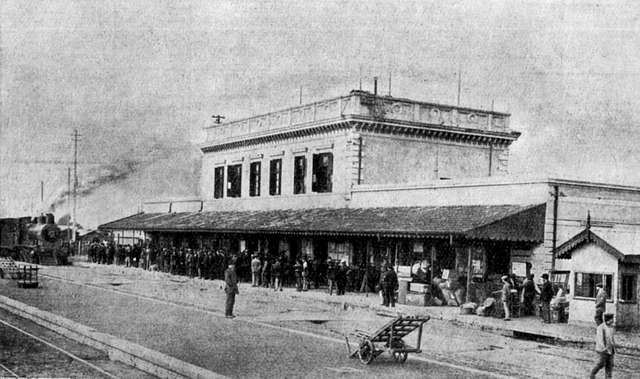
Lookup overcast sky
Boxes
[1,0,639,227]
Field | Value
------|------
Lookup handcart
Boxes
[16,265,39,288]
[345,315,430,365]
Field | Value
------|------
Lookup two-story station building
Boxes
[100,89,640,327]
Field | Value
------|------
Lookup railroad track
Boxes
[0,309,151,378]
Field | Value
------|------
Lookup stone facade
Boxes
[198,91,518,213]
[199,129,353,212]
[359,134,507,184]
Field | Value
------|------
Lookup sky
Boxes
[1,0,639,228]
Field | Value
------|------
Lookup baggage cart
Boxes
[345,315,430,365]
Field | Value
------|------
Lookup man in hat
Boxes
[293,259,303,291]
[595,283,607,325]
[521,274,539,316]
[501,275,512,321]
[380,264,399,307]
[326,259,336,296]
[224,258,239,319]
[336,260,348,296]
[590,313,615,378]
[272,257,283,292]
[251,254,261,287]
[539,273,554,323]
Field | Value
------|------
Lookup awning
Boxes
[465,203,546,242]
[99,204,546,242]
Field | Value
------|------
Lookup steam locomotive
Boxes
[0,213,70,265]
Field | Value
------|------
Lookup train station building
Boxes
[100,89,640,326]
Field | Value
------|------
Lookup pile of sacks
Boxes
[475,297,496,317]
[430,278,461,306]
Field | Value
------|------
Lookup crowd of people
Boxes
[498,272,556,322]
[85,240,392,297]
[86,240,618,377]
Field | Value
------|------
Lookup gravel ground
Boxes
[3,264,640,378]
[1,271,490,378]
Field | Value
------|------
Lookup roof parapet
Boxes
[203,91,513,146]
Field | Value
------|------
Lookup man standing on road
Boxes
[294,259,303,291]
[520,274,539,316]
[539,273,554,323]
[272,258,283,291]
[595,283,607,326]
[224,258,239,319]
[251,254,261,287]
[327,259,336,295]
[336,260,348,296]
[302,256,309,291]
[261,258,271,288]
[501,275,512,321]
[590,313,616,379]
[381,264,399,307]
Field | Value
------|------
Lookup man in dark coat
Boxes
[224,258,239,319]
[539,273,554,323]
[262,258,272,288]
[380,264,399,307]
[594,283,607,325]
[326,259,336,295]
[336,261,348,296]
[294,259,303,291]
[521,274,538,316]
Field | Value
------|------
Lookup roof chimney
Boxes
[373,77,378,97]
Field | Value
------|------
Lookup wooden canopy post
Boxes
[466,246,472,304]
[394,242,399,270]
[430,245,435,284]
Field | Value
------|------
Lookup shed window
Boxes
[214,167,224,199]
[312,153,333,193]
[293,156,306,194]
[574,272,613,298]
[269,159,282,196]
[227,164,242,198]
[249,162,261,197]
[621,274,637,302]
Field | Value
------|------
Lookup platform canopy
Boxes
[99,203,546,242]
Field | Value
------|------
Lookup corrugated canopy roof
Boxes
[99,204,546,242]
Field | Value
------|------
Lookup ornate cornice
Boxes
[200,117,519,153]
[201,120,352,153]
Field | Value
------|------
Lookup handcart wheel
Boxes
[392,351,408,363]
[390,339,408,363]
[357,340,375,365]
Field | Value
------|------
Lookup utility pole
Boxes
[72,129,80,243]
[68,167,71,241]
